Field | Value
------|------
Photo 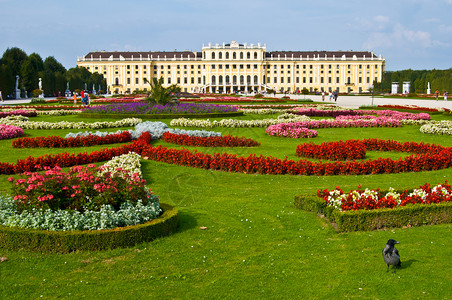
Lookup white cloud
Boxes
[364,24,442,49]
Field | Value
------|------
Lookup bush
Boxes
[30,97,45,103]
[0,203,178,253]
[294,188,452,231]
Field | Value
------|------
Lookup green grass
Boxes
[0,112,451,299]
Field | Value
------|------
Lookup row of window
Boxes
[120,75,378,86]
[205,51,259,60]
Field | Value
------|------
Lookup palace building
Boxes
[77,41,385,95]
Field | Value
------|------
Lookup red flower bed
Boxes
[162,132,260,147]
[0,133,151,175]
[296,140,366,160]
[12,131,132,148]
[317,181,452,211]
[1,135,452,177]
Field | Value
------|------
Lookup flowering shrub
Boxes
[82,102,238,114]
[0,117,142,130]
[296,140,366,160]
[420,121,452,135]
[0,124,24,140]
[290,108,363,118]
[8,163,152,212]
[162,132,260,147]
[12,131,132,148]
[317,181,452,211]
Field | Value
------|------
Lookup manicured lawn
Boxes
[0,112,451,299]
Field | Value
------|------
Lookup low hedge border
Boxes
[0,203,178,253]
[294,191,452,232]
[78,111,244,120]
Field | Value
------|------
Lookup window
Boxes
[281,77,284,83]
[309,77,313,83]
[184,65,187,69]
[233,75,237,84]
[287,77,290,83]
[219,64,223,69]
[320,77,324,84]
[336,77,339,83]
[247,75,251,84]
[254,75,258,84]
[254,52,257,59]
[212,64,216,69]
[127,65,130,69]
[143,65,146,69]
[168,78,171,84]
[219,52,223,59]
[240,52,244,59]
[198,77,201,84]
[184,78,187,84]
[212,75,216,84]
[135,78,139,84]
[226,52,229,59]
[212,52,215,59]
[219,75,223,84]
[191,78,194,84]
[274,77,277,83]
[127,78,131,84]
[296,77,299,83]
[359,77,362,83]
[246,64,251,69]
[247,52,250,59]
[367,77,370,83]
[226,75,230,84]
[233,52,236,59]
[254,64,258,69]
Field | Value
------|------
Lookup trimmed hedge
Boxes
[78,111,244,120]
[294,192,452,232]
[0,203,178,253]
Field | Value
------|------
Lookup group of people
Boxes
[434,89,448,101]
[73,90,90,105]
[321,90,338,102]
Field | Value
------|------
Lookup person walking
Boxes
[0,91,3,102]
[321,91,325,101]
[435,89,439,100]
[73,93,77,105]
[329,91,333,101]
[444,91,448,101]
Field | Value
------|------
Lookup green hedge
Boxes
[0,203,178,253]
[294,192,452,232]
[78,111,244,120]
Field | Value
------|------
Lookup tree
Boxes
[145,77,179,104]
[1,47,27,77]
[301,88,309,99]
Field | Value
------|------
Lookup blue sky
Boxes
[1,0,451,71]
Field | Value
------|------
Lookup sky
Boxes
[1,0,451,71]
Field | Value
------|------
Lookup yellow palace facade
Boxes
[77,41,385,95]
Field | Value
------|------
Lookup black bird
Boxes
[382,239,401,273]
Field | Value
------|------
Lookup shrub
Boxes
[296,140,366,160]
[9,164,154,213]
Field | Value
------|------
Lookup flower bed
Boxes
[296,140,366,160]
[420,121,452,135]
[318,181,452,211]
[266,118,401,138]
[377,104,447,113]
[0,116,142,130]
[12,131,132,148]
[82,102,238,115]
[162,132,260,147]
[170,114,312,128]
[0,110,37,118]
[2,135,452,176]
[0,151,178,252]
[179,97,286,103]
[289,108,431,121]
[0,124,24,140]
[0,133,152,175]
